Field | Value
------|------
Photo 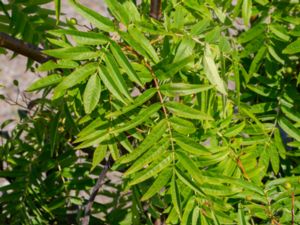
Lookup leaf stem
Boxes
[144,62,176,165]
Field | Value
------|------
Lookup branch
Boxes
[0,32,51,63]
[81,161,110,225]
[150,0,162,19]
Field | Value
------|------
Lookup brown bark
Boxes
[150,0,162,20]
[0,32,51,63]
[81,161,110,225]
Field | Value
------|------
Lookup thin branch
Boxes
[236,158,250,181]
[81,161,110,225]
[0,32,51,63]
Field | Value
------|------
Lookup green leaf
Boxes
[47,37,71,48]
[110,41,143,86]
[83,73,101,114]
[175,167,205,196]
[98,65,128,104]
[75,132,109,149]
[69,0,115,32]
[128,26,159,63]
[108,136,120,160]
[190,19,210,35]
[141,168,172,201]
[281,105,300,123]
[267,45,284,65]
[250,102,276,114]
[266,176,300,189]
[170,117,196,135]
[171,175,182,219]
[104,52,132,101]
[166,102,213,120]
[160,83,213,97]
[282,38,300,54]
[176,151,203,185]
[249,46,266,76]
[237,205,247,225]
[48,29,109,45]
[247,84,276,98]
[122,1,140,22]
[54,0,61,24]
[91,145,107,171]
[203,45,227,95]
[156,56,194,80]
[242,0,252,27]
[223,121,245,137]
[238,24,265,43]
[174,135,210,155]
[181,197,195,225]
[274,128,286,159]
[278,117,300,142]
[113,103,161,134]
[43,47,100,60]
[201,183,242,196]
[117,119,167,164]
[77,118,106,138]
[26,74,62,92]
[37,60,79,71]
[270,24,290,42]
[104,0,130,25]
[269,143,279,174]
[173,38,195,63]
[53,62,98,99]
[120,31,149,60]
[107,88,156,118]
[129,154,172,186]
[192,206,200,225]
[49,111,61,156]
[75,127,109,143]
[124,138,169,176]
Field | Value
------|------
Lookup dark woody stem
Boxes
[0,32,51,63]
[150,0,162,20]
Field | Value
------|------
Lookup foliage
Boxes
[1,0,300,224]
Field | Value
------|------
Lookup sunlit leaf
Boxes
[160,83,213,97]
[117,119,167,164]
[69,0,115,32]
[113,103,161,133]
[283,38,300,54]
[203,45,227,95]
[91,145,107,171]
[129,154,172,186]
[166,102,213,120]
[53,62,98,99]
[83,73,101,114]
[141,168,172,201]
[27,74,62,92]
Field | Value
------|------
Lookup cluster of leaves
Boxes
[0,0,64,65]
[1,0,300,224]
[0,102,134,224]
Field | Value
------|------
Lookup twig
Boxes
[236,158,250,181]
[0,32,51,63]
[81,161,110,225]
